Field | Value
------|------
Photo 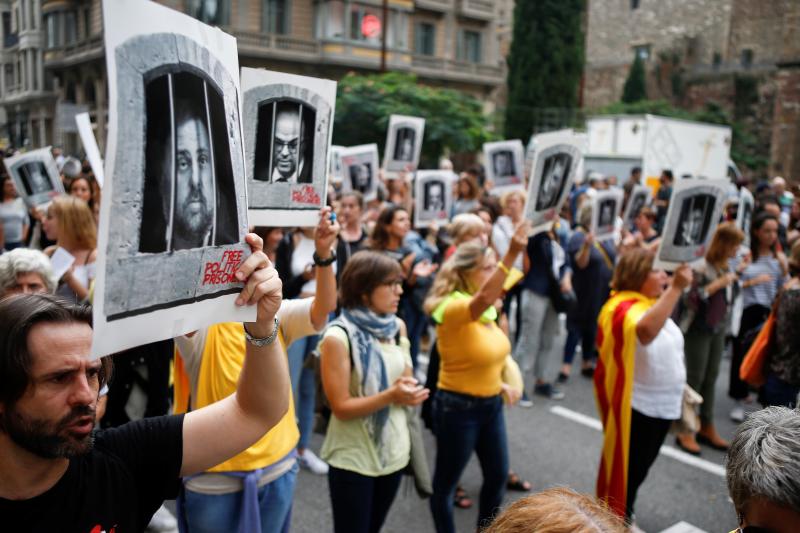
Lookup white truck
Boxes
[584,114,736,191]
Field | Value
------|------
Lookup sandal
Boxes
[506,471,532,492]
[454,486,473,509]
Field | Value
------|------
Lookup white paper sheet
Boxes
[50,247,76,281]
[75,112,105,188]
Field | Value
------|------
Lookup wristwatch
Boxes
[313,249,337,267]
[243,317,280,347]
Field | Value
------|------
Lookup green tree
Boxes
[333,72,495,167]
[622,54,647,103]
[504,0,585,141]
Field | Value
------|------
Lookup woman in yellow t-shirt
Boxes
[319,251,430,533]
[423,222,528,533]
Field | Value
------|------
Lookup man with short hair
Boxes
[726,406,800,532]
[0,234,290,531]
[272,105,304,183]
[654,169,674,231]
[0,248,56,296]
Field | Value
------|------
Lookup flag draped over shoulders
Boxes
[593,290,655,516]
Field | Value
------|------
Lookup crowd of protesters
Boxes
[1,145,800,533]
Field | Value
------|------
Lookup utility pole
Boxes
[380,0,388,72]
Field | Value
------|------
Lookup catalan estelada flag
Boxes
[593,290,655,517]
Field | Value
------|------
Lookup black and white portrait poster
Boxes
[414,170,454,228]
[383,115,425,173]
[339,144,380,201]
[92,0,253,358]
[483,139,524,193]
[524,132,584,235]
[623,185,651,229]
[591,189,623,242]
[737,186,754,248]
[329,145,344,184]
[75,112,105,188]
[3,147,63,208]
[242,67,336,227]
[654,178,728,270]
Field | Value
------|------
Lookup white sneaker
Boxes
[147,504,177,532]
[298,449,329,475]
[730,403,746,423]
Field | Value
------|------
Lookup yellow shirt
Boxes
[435,298,511,397]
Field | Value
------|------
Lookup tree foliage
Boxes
[622,54,647,103]
[594,99,769,173]
[504,0,585,141]
[333,72,496,167]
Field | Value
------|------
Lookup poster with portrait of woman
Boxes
[414,170,454,228]
[591,189,624,242]
[484,139,525,194]
[242,68,336,227]
[524,132,585,235]
[3,147,63,208]
[339,144,380,202]
[92,0,254,358]
[654,178,728,270]
[384,115,425,173]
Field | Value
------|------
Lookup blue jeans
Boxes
[430,390,509,533]
[762,374,800,408]
[287,334,318,449]
[563,318,597,366]
[182,462,298,533]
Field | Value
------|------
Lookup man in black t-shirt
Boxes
[0,233,290,532]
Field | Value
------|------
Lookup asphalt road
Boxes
[289,349,751,533]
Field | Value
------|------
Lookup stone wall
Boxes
[770,67,800,181]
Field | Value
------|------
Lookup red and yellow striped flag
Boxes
[593,290,654,517]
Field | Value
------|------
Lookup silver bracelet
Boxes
[243,317,280,347]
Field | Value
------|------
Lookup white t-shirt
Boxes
[631,317,686,420]
[491,216,523,270]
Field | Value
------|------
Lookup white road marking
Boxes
[658,521,709,533]
[549,406,726,478]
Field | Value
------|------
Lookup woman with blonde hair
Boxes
[443,212,487,259]
[675,222,745,454]
[425,222,528,533]
[42,195,97,302]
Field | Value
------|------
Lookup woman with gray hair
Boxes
[0,247,57,297]
[726,406,800,532]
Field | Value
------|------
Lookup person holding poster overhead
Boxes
[0,175,29,251]
[0,232,291,532]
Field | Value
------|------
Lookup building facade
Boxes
[0,0,508,155]
[583,0,800,180]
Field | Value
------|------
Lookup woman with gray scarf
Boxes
[319,250,430,533]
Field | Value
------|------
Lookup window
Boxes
[263,0,289,34]
[631,0,640,9]
[44,10,78,49]
[414,22,435,56]
[634,44,650,61]
[45,13,59,48]
[2,12,17,48]
[188,0,230,26]
[319,0,345,39]
[349,4,382,44]
[741,48,753,68]
[457,30,482,63]
[64,11,77,45]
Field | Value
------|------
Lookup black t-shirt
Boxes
[2,414,184,533]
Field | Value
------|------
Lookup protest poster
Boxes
[3,147,63,208]
[384,115,425,173]
[592,189,623,242]
[329,145,344,183]
[654,178,728,270]
[484,140,525,193]
[524,132,585,234]
[339,143,380,202]
[92,0,254,358]
[242,67,336,227]
[414,170,454,228]
[623,185,651,229]
[75,112,105,188]
[736,186,754,248]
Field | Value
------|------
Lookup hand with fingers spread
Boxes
[412,259,439,279]
[235,233,283,338]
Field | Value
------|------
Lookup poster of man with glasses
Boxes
[242,68,336,227]
[92,0,253,357]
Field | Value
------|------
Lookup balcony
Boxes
[232,30,321,60]
[411,55,503,85]
[44,34,104,69]
[458,0,494,20]
[415,0,455,11]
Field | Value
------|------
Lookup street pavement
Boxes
[289,350,752,533]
